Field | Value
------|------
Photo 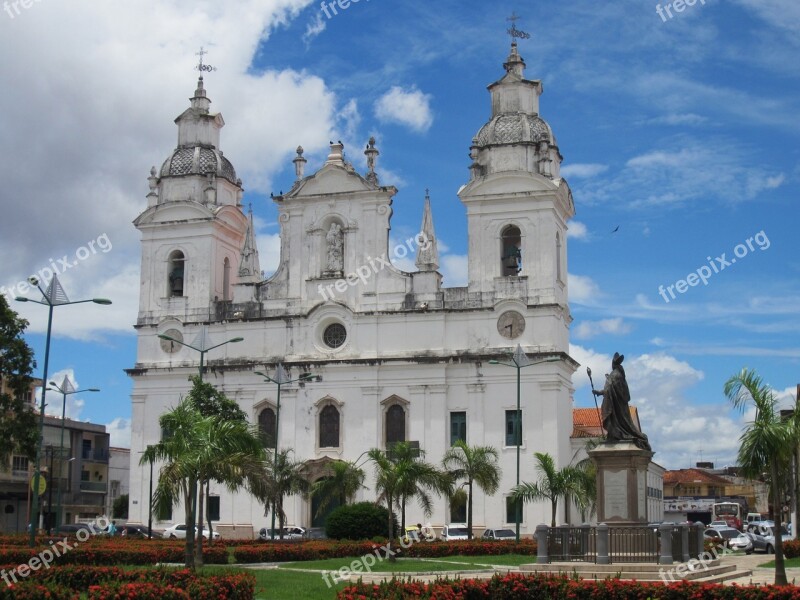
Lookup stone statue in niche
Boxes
[326,222,344,273]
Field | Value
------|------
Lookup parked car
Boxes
[440,524,469,541]
[304,527,327,540]
[727,532,754,554]
[119,524,162,539]
[704,527,746,549]
[55,523,95,536]
[258,526,305,540]
[709,520,729,529]
[401,526,435,543]
[759,525,792,554]
[163,523,220,540]
[481,528,516,541]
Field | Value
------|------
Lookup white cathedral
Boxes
[128,40,579,538]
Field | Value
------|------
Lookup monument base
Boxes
[589,442,654,524]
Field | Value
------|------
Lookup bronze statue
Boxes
[592,352,650,451]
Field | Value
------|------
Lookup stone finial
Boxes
[365,137,380,185]
[325,141,345,166]
[239,205,262,282]
[293,146,307,180]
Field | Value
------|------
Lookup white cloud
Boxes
[568,273,602,305]
[374,86,433,133]
[440,254,468,287]
[302,11,327,45]
[106,418,132,448]
[573,318,633,340]
[645,113,708,126]
[567,221,588,240]
[256,233,282,279]
[40,369,85,420]
[560,164,609,179]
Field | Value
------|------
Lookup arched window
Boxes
[223,257,231,301]
[556,232,563,282]
[386,404,406,445]
[258,407,276,449]
[501,226,522,276]
[168,250,186,297]
[319,405,340,448]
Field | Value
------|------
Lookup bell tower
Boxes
[133,75,249,326]
[458,37,574,307]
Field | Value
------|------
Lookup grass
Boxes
[280,553,533,573]
[249,568,347,600]
[758,557,800,568]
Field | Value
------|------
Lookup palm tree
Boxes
[725,368,792,586]
[512,451,582,527]
[367,448,403,561]
[390,443,452,534]
[264,449,310,539]
[141,399,204,568]
[442,441,501,539]
[310,459,366,519]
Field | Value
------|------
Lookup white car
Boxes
[258,526,305,540]
[440,524,469,541]
[163,523,221,540]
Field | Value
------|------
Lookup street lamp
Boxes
[255,364,318,539]
[489,345,559,542]
[15,274,111,547]
[157,326,243,380]
[47,376,99,532]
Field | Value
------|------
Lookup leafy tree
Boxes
[325,501,396,540]
[311,459,366,519]
[442,441,501,539]
[725,368,792,586]
[264,449,309,539]
[512,451,583,527]
[112,494,129,520]
[0,295,38,463]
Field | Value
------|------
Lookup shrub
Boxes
[338,572,800,599]
[325,502,397,540]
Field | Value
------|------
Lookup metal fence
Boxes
[546,526,596,562]
[536,523,704,565]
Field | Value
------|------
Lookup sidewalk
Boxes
[721,552,800,586]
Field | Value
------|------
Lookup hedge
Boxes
[231,539,537,563]
[338,572,800,599]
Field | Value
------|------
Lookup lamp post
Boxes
[489,346,559,542]
[255,364,318,539]
[15,274,111,547]
[47,376,99,532]
[157,326,243,381]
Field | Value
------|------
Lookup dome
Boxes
[160,146,238,185]
[474,113,555,148]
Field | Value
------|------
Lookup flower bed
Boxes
[0,566,254,599]
[338,572,800,599]
[232,539,537,563]
[0,538,227,566]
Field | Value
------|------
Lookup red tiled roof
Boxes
[663,468,731,486]
[571,407,640,439]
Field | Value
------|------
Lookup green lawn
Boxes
[758,557,800,568]
[280,553,532,573]
[249,569,347,600]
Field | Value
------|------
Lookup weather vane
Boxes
[195,46,217,73]
[506,12,531,42]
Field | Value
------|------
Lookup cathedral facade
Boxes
[128,41,578,538]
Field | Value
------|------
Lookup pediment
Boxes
[289,164,375,198]
[459,171,560,199]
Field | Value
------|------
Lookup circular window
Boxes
[323,323,347,349]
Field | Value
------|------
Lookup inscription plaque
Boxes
[604,469,628,519]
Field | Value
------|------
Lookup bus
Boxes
[713,501,744,530]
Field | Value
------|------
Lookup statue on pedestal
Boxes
[326,222,344,274]
[592,352,650,451]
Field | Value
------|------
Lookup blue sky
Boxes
[0,0,797,468]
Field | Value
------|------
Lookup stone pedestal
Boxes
[589,442,654,524]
